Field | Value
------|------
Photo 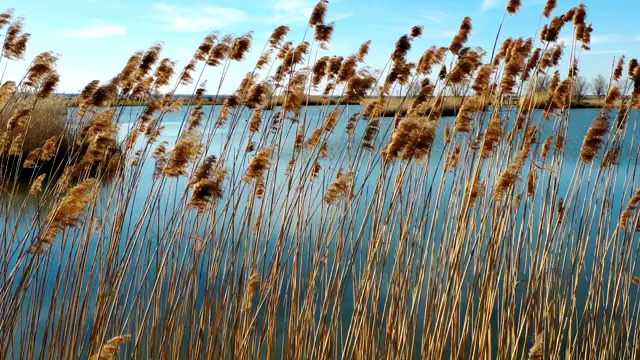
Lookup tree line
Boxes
[402,73,618,102]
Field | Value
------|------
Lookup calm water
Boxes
[3,105,640,357]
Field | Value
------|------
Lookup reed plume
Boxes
[362,118,381,150]
[580,114,608,163]
[310,160,321,179]
[3,17,29,60]
[6,108,30,131]
[178,60,197,85]
[3,3,640,359]
[207,35,233,66]
[0,9,13,30]
[449,48,483,85]
[231,32,253,61]
[118,51,144,92]
[256,49,273,70]
[312,56,329,88]
[242,273,260,312]
[249,109,262,133]
[323,107,341,133]
[495,126,536,199]
[163,129,202,177]
[620,188,640,230]
[29,173,46,195]
[410,25,424,38]
[605,86,620,107]
[89,335,131,360]
[540,136,553,159]
[153,58,175,88]
[357,41,371,62]
[29,178,97,254]
[337,55,358,84]
[78,80,101,116]
[0,80,16,103]
[614,57,625,81]
[309,0,328,26]
[246,83,269,109]
[528,333,544,359]
[269,26,290,47]
[244,147,274,183]
[325,169,355,204]
[189,158,227,211]
[344,71,377,102]
[91,79,118,107]
[306,129,323,148]
[527,170,537,196]
[552,78,573,109]
[543,0,557,17]
[194,32,217,61]
[417,46,447,75]
[472,64,493,95]
[454,97,483,134]
[629,59,638,77]
[507,0,522,14]
[445,144,462,171]
[481,112,503,159]
[557,198,566,224]
[314,23,334,45]
[382,115,437,161]
[601,146,620,168]
[22,148,39,168]
[137,42,163,81]
[450,17,472,55]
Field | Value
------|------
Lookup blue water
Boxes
[2,105,640,358]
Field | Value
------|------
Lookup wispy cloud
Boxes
[153,3,246,32]
[422,10,450,23]
[58,21,126,40]
[481,0,506,11]
[561,34,640,46]
[268,0,315,24]
[327,12,353,23]
[590,34,622,45]
[586,50,627,55]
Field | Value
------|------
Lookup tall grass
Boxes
[1,1,640,358]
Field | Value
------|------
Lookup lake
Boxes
[2,104,639,358]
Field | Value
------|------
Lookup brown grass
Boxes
[2,2,640,360]
[0,96,69,156]
[362,96,471,117]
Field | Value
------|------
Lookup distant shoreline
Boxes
[60,94,625,117]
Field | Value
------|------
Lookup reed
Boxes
[1,2,640,359]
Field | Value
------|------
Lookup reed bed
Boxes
[362,96,470,117]
[2,1,640,359]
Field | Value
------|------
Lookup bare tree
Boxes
[572,76,590,103]
[368,68,383,97]
[592,74,607,98]
[405,80,422,97]
[529,74,551,93]
[446,83,469,97]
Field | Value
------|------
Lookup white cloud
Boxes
[153,3,246,32]
[58,21,126,40]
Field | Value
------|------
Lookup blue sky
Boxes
[3,0,639,94]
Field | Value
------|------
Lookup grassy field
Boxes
[2,1,640,359]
